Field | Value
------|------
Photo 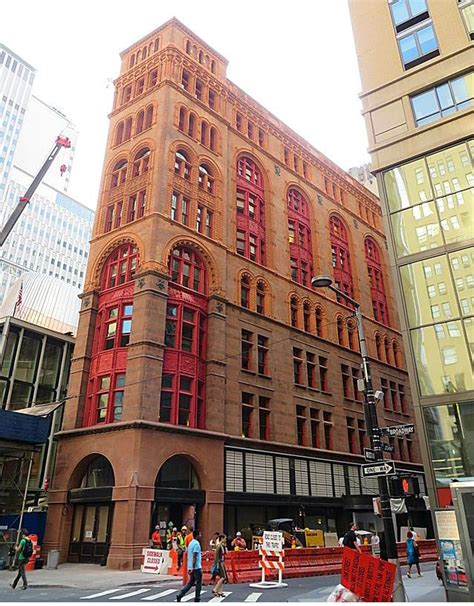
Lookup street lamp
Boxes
[311,275,406,602]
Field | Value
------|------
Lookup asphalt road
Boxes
[0,563,444,602]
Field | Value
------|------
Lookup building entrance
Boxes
[69,503,113,563]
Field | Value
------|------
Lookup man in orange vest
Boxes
[151,525,162,549]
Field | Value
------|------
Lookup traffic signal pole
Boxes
[320,281,406,602]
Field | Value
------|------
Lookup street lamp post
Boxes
[311,276,406,602]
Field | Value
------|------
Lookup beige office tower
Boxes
[348,0,473,514]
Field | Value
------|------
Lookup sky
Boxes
[1,0,370,211]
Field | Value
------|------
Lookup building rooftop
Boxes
[0,273,81,336]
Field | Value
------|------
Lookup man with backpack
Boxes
[10,529,32,590]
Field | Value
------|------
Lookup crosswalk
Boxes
[80,586,263,602]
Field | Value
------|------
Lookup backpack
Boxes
[22,539,33,559]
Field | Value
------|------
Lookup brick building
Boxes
[44,18,426,569]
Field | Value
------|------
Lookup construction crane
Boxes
[0,135,71,247]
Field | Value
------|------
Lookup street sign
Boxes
[381,423,415,437]
[381,442,395,453]
[362,460,397,478]
[364,448,377,462]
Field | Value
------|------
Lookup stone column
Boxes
[203,296,227,433]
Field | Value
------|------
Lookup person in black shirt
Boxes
[342,522,362,553]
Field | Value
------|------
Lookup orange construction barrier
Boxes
[168,549,180,576]
[25,534,38,572]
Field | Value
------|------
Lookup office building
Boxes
[44,18,426,568]
[348,1,473,510]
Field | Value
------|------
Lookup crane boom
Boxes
[0,135,71,247]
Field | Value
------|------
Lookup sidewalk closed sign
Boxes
[141,548,167,574]
[262,531,283,552]
[341,547,396,602]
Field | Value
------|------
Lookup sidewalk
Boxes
[0,563,178,589]
[402,567,446,603]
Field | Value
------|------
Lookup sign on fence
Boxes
[141,548,169,574]
[341,546,396,602]
[262,531,284,552]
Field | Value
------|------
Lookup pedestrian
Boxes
[183,526,193,547]
[176,529,186,570]
[176,529,202,602]
[209,531,220,550]
[166,522,174,550]
[211,535,227,597]
[10,529,32,591]
[231,531,247,551]
[406,531,422,578]
[342,523,361,553]
[151,525,162,549]
[370,532,380,556]
[409,526,418,542]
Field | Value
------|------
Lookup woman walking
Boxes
[211,535,227,597]
[406,531,422,578]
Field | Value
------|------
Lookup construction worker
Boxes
[151,525,162,549]
[166,522,174,550]
[183,526,193,547]
[176,529,186,570]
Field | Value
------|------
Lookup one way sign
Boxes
[362,460,397,478]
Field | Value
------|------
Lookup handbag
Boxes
[211,562,218,576]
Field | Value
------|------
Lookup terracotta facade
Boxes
[44,18,425,569]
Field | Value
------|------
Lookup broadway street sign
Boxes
[381,424,415,437]
[362,460,397,478]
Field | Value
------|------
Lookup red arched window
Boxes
[365,237,389,326]
[111,160,127,188]
[240,274,251,308]
[175,150,191,180]
[136,111,144,134]
[256,280,266,315]
[145,105,153,129]
[288,188,313,287]
[84,243,138,427]
[160,246,208,429]
[236,156,266,265]
[114,122,124,146]
[329,215,354,303]
[132,148,150,177]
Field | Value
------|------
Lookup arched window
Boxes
[290,296,299,328]
[256,280,266,315]
[124,117,132,141]
[375,333,383,360]
[136,50,141,63]
[130,54,136,68]
[200,121,208,146]
[384,336,391,365]
[188,113,196,138]
[145,105,153,129]
[365,237,389,326]
[210,127,217,151]
[142,46,147,60]
[288,188,313,287]
[174,150,191,180]
[315,306,324,337]
[211,60,216,74]
[337,316,345,346]
[329,215,354,304]
[132,148,150,177]
[393,341,400,368]
[157,456,200,489]
[80,456,114,488]
[240,274,251,308]
[161,246,208,428]
[135,111,145,134]
[198,164,214,194]
[236,156,266,265]
[111,160,127,188]
[347,319,357,351]
[185,40,191,54]
[198,50,203,64]
[154,38,160,52]
[303,301,311,332]
[114,122,124,146]
[84,243,138,426]
[178,107,186,131]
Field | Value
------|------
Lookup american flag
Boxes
[14,281,23,317]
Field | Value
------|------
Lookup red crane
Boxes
[0,135,71,247]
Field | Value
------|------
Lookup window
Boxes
[384,337,392,365]
[337,316,345,346]
[122,85,132,104]
[241,274,251,308]
[365,238,389,325]
[288,189,313,287]
[145,105,153,129]
[347,417,356,453]
[315,307,324,337]
[242,393,253,437]
[290,296,299,328]
[296,405,306,446]
[136,78,145,96]
[396,22,439,69]
[149,69,158,87]
[458,0,474,38]
[111,160,127,188]
[330,216,354,303]
[306,352,316,388]
[105,206,114,232]
[293,347,303,384]
[411,73,474,126]
[208,89,216,110]
[101,243,138,290]
[319,356,329,392]
[357,419,366,454]
[310,409,320,448]
[188,113,196,138]
[181,69,190,91]
[128,194,137,222]
[256,280,265,314]
[323,411,333,449]
[347,320,357,350]
[257,335,269,375]
[399,384,407,413]
[198,164,214,194]
[236,156,266,264]
[342,364,351,398]
[236,112,243,131]
[303,302,311,332]
[195,79,203,100]
[132,147,150,177]
[259,397,270,440]
[241,330,253,370]
[114,122,124,146]
[124,117,132,140]
[352,367,361,401]
[381,378,390,410]
[174,150,190,179]
[170,246,207,294]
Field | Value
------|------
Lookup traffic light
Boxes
[389,475,420,497]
